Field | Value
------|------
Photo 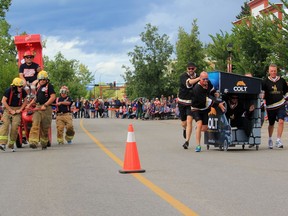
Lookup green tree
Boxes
[175,19,207,74]
[206,31,232,72]
[255,0,288,76]
[0,0,18,98]
[236,1,251,20]
[232,16,272,78]
[44,52,92,100]
[122,23,173,99]
[0,0,11,18]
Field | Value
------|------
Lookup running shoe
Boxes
[268,140,273,149]
[0,144,6,151]
[9,144,16,152]
[30,144,37,149]
[275,140,283,148]
[195,145,201,152]
[182,141,189,149]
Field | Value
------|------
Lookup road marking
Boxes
[80,120,199,216]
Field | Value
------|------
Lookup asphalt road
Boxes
[0,118,287,216]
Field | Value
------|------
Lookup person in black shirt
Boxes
[225,94,255,128]
[55,86,75,145]
[262,64,288,149]
[191,72,225,152]
[26,70,56,150]
[0,78,28,152]
[19,50,41,97]
[178,62,200,149]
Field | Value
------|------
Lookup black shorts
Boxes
[191,109,209,125]
[267,105,286,125]
[178,103,192,121]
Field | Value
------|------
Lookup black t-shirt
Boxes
[57,96,73,113]
[262,77,288,108]
[19,62,40,83]
[36,83,55,105]
[178,72,197,103]
[191,81,215,109]
[4,87,27,107]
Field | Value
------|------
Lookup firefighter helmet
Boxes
[23,50,35,57]
[60,86,69,94]
[11,77,24,87]
[37,70,49,80]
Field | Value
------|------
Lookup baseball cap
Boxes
[187,62,196,68]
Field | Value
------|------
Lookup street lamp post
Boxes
[92,71,98,99]
[227,43,233,73]
[99,73,103,98]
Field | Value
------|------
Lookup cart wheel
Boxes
[223,139,228,151]
[242,145,245,150]
[256,145,259,151]
[206,145,210,150]
[219,144,223,151]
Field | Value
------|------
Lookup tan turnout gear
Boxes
[56,113,75,144]
[0,107,21,147]
[28,105,52,148]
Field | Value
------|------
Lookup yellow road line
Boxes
[80,119,199,216]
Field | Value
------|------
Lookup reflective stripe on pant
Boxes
[56,113,75,143]
[29,106,52,147]
[0,107,21,144]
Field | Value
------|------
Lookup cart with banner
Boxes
[14,34,52,148]
[204,71,262,151]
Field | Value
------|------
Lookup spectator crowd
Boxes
[69,95,179,120]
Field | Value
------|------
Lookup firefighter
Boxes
[0,78,28,152]
[55,86,75,144]
[19,50,41,98]
[26,70,56,150]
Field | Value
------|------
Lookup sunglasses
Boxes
[25,56,34,59]
[202,78,209,81]
[17,86,23,88]
[38,79,47,81]
[231,97,238,99]
[188,67,195,70]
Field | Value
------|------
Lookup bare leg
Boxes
[186,115,193,142]
[277,119,284,139]
[268,125,274,137]
[195,120,203,145]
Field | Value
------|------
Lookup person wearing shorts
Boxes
[262,64,288,149]
[177,62,200,149]
[191,72,225,152]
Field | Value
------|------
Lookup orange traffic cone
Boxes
[119,124,145,174]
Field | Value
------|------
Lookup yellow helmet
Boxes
[37,70,49,80]
[11,77,24,87]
